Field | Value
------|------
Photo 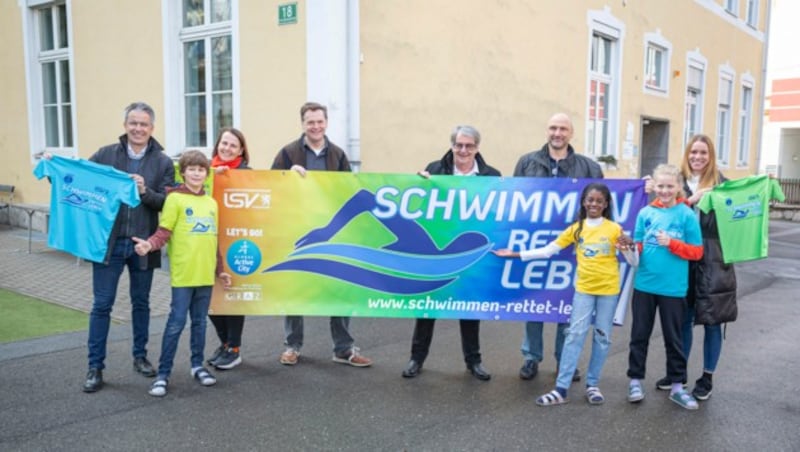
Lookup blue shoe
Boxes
[670,389,699,410]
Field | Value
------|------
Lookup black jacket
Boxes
[425,150,501,176]
[90,134,175,267]
[685,174,737,325]
[513,144,603,178]
[272,134,351,172]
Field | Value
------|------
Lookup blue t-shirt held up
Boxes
[33,156,140,262]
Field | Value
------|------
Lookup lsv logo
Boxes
[224,189,271,209]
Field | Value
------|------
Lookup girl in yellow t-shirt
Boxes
[494,182,637,406]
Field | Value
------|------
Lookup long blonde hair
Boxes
[653,163,686,200]
[680,134,720,190]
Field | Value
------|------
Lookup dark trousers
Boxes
[410,319,481,365]
[209,315,245,348]
[627,290,688,383]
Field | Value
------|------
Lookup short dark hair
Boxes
[300,102,327,120]
[123,102,155,124]
[178,150,210,174]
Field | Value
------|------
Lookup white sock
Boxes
[191,366,202,376]
[671,383,683,394]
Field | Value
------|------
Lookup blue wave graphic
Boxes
[287,242,491,277]
[191,223,211,232]
[265,258,456,294]
[62,193,87,206]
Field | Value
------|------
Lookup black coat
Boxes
[425,150,501,176]
[685,176,737,325]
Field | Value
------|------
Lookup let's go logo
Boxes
[223,189,271,209]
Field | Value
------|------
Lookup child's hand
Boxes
[642,175,654,194]
[616,234,634,250]
[491,249,517,258]
[218,272,232,289]
[131,237,151,256]
[656,230,671,246]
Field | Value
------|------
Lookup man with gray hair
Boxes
[513,113,603,382]
[82,102,175,393]
[402,125,501,381]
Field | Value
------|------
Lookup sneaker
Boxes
[207,344,226,366]
[214,347,242,370]
[148,379,168,397]
[280,347,299,365]
[656,376,687,391]
[628,382,645,403]
[670,389,699,410]
[192,367,217,386]
[519,360,539,380]
[332,347,373,367]
[692,375,713,401]
[133,357,157,377]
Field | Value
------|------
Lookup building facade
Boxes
[0,0,769,213]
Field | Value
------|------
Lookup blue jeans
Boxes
[556,292,619,390]
[521,321,567,364]
[284,316,354,355]
[156,286,212,379]
[88,238,154,370]
[682,309,723,373]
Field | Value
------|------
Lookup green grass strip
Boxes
[0,288,87,343]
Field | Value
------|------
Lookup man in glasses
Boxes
[511,112,604,382]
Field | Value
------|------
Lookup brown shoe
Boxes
[332,348,372,367]
[280,348,299,365]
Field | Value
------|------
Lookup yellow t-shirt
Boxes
[160,191,219,287]
[554,219,622,295]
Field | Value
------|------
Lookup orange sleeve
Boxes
[667,239,703,260]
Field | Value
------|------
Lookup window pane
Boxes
[212,36,232,91]
[62,105,73,147]
[184,0,204,26]
[44,106,59,147]
[592,35,611,75]
[42,62,57,104]
[213,93,233,132]
[39,8,54,51]
[59,60,70,102]
[57,4,68,48]
[211,0,231,23]
[185,95,206,147]
[688,67,703,90]
[184,40,205,94]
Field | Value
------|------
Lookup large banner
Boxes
[210,170,647,322]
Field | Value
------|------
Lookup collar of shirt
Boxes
[126,143,147,160]
[303,136,328,156]
[453,160,479,176]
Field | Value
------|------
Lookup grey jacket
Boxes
[513,144,603,178]
[90,134,175,267]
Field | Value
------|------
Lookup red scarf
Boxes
[211,154,243,170]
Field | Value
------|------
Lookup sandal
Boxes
[536,389,568,407]
[586,386,605,405]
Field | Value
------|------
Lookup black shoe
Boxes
[692,374,713,401]
[402,359,422,378]
[82,369,103,393]
[467,362,491,381]
[519,360,538,380]
[207,344,226,366]
[655,376,687,391]
[133,357,157,377]
[571,367,582,382]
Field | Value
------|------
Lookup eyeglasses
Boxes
[453,143,477,150]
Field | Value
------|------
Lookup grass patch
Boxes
[0,288,87,343]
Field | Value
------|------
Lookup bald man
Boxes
[512,113,603,382]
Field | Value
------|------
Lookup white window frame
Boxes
[21,0,78,162]
[683,50,707,148]
[737,74,755,167]
[745,0,759,28]
[162,0,240,157]
[643,31,672,97]
[716,65,736,167]
[725,0,739,16]
[585,8,625,159]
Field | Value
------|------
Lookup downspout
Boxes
[346,0,361,172]
[756,0,773,174]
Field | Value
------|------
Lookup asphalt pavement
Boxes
[0,220,799,451]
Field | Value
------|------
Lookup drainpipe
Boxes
[346,0,361,172]
[756,0,773,174]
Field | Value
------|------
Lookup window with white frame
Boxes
[645,44,667,91]
[725,0,739,15]
[745,0,759,27]
[683,61,705,147]
[716,71,735,166]
[586,9,624,159]
[737,82,753,166]
[25,1,76,158]
[180,0,234,149]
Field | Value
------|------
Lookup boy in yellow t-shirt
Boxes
[133,150,231,397]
